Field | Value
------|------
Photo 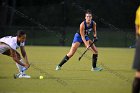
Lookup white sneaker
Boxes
[55,65,61,70]
[14,73,31,79]
[18,73,31,78]
[91,67,103,71]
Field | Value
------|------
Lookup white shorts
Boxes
[0,42,11,54]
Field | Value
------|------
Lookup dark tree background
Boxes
[0,0,139,46]
[0,0,139,29]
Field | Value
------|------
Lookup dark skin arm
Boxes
[136,25,140,39]
[10,49,26,67]
[20,46,29,65]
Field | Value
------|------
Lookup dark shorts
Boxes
[133,37,140,70]
[72,33,90,43]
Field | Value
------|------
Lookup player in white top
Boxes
[0,30,31,78]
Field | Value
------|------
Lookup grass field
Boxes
[0,46,135,93]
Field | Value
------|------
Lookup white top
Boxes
[0,36,25,50]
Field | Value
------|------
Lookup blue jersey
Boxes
[72,20,94,43]
[84,20,94,36]
[72,20,95,44]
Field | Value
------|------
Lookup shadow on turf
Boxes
[103,69,133,73]
[0,76,11,79]
[46,68,94,72]
[30,76,96,81]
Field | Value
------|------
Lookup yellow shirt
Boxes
[135,6,140,34]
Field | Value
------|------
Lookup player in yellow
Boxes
[132,6,140,93]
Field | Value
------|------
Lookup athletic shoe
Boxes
[55,65,61,70]
[14,73,31,79]
[91,67,103,71]
[18,73,31,78]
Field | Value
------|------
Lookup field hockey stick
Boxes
[78,36,98,61]
[78,42,94,61]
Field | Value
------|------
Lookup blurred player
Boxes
[0,30,31,78]
[56,9,102,71]
[132,6,140,93]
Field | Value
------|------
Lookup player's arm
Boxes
[135,25,139,39]
[20,46,29,65]
[92,22,98,42]
[80,22,90,48]
[93,22,97,37]
[10,48,26,67]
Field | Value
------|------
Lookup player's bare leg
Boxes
[67,42,81,58]
[56,42,80,70]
